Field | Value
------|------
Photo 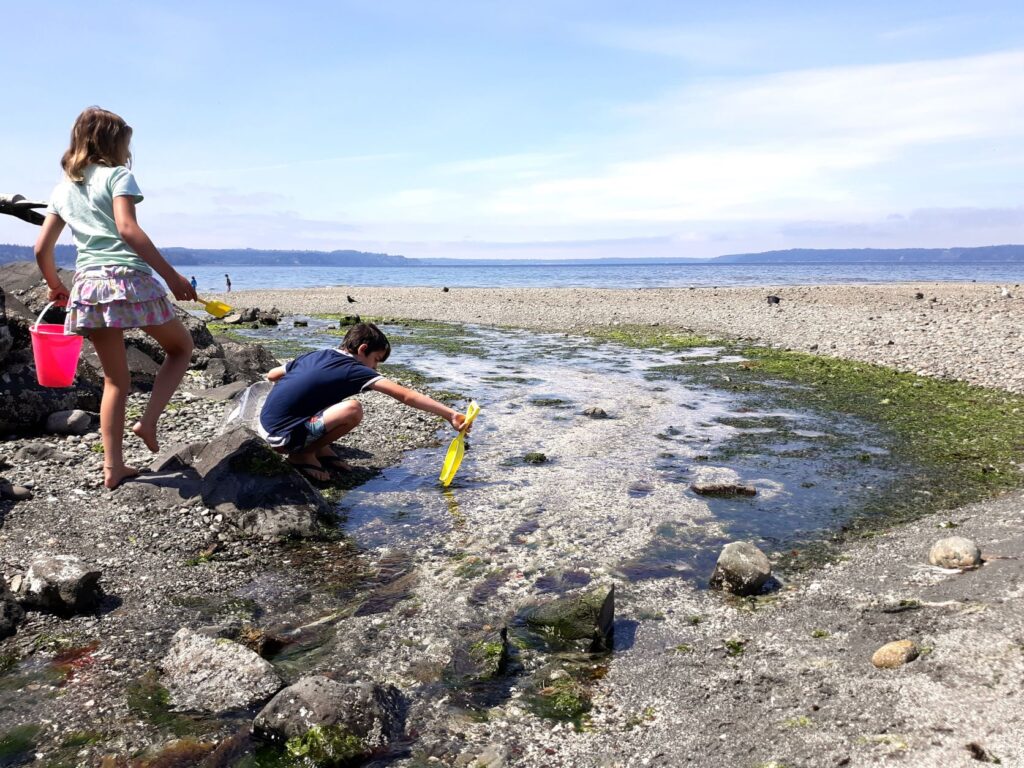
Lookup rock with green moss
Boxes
[520,584,614,652]
[253,675,402,755]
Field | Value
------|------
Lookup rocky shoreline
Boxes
[220,282,1024,394]
[0,264,1021,767]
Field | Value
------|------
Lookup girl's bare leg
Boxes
[89,328,139,489]
[133,318,194,453]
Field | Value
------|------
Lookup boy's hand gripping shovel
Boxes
[200,298,232,318]
[439,401,480,487]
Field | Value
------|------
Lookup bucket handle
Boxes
[32,301,63,333]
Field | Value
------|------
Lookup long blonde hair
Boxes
[61,107,133,182]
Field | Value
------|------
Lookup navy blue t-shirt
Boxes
[259,349,382,441]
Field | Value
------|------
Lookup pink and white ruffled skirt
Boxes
[65,266,176,336]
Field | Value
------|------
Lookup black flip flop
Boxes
[289,462,331,483]
[319,455,354,473]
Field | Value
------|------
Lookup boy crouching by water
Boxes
[259,322,469,482]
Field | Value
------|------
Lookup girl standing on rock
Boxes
[34,107,198,489]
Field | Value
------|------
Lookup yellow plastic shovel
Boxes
[201,298,232,318]
[439,400,480,487]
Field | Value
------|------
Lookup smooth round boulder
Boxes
[709,541,771,596]
[871,640,919,669]
[45,409,92,435]
[928,536,982,569]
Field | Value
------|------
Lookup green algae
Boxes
[231,445,291,477]
[284,724,366,766]
[0,724,40,764]
[529,675,592,721]
[316,316,488,358]
[126,671,205,737]
[587,323,1024,554]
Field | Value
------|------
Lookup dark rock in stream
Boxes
[709,541,772,596]
[690,466,757,497]
[582,406,609,419]
[160,627,283,713]
[446,626,510,686]
[253,675,404,752]
[521,584,614,653]
[0,576,25,639]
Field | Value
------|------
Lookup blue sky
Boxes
[2,1,1023,259]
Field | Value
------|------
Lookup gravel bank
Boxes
[213,281,1024,393]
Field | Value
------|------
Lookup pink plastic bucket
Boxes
[30,303,83,388]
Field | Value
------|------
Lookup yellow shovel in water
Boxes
[439,400,480,487]
[201,298,232,318]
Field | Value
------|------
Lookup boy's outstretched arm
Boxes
[266,365,286,382]
[370,379,468,431]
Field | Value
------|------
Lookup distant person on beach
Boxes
[190,275,197,291]
[34,106,198,489]
[259,322,470,482]
[225,273,231,292]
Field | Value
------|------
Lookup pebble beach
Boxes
[220,281,1024,394]
[2,270,1022,766]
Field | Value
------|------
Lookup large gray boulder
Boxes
[709,541,772,596]
[253,675,402,751]
[19,554,103,616]
[160,628,283,713]
[191,427,333,538]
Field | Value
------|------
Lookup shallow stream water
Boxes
[241,318,897,588]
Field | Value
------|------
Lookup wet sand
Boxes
[215,281,1024,393]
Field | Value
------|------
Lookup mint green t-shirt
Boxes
[46,164,153,274]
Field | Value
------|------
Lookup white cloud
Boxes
[436,152,571,177]
[458,50,1024,226]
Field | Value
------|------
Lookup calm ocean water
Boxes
[182,262,1023,293]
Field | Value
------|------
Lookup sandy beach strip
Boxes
[213,281,1024,394]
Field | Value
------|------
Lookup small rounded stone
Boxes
[871,640,919,669]
[928,536,982,569]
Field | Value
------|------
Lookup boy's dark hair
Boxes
[341,322,391,361]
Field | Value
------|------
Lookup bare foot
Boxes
[132,421,160,453]
[104,464,141,489]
